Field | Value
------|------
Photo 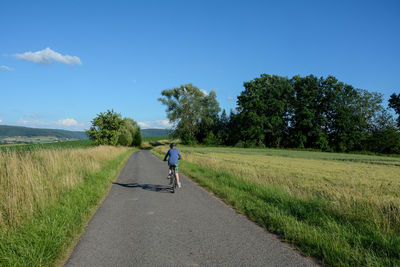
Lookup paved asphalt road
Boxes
[66,150,316,267]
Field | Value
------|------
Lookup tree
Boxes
[232,74,388,152]
[366,108,400,153]
[86,109,124,145]
[224,110,242,146]
[158,84,220,144]
[290,75,327,149]
[118,118,141,147]
[196,90,221,142]
[389,93,400,128]
[118,127,133,146]
[321,77,366,152]
[237,74,293,147]
[214,109,230,145]
[132,129,142,147]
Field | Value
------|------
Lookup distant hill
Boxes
[0,125,170,144]
[141,128,170,137]
[0,125,88,140]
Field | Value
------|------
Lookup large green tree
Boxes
[237,74,293,147]
[389,93,400,127]
[86,109,124,145]
[290,75,328,149]
[158,84,220,144]
[322,76,383,151]
[232,74,389,152]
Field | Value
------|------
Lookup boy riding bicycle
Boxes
[163,143,182,188]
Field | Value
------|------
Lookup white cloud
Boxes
[0,119,2,123]
[16,118,86,130]
[24,112,41,118]
[138,120,171,129]
[58,118,79,127]
[200,89,209,96]
[227,96,235,101]
[137,121,149,128]
[0,65,14,71]
[159,120,171,127]
[15,48,82,65]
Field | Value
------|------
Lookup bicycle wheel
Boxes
[171,168,176,193]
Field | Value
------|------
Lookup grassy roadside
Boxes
[152,148,400,267]
[0,148,134,266]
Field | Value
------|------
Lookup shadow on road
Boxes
[113,182,171,193]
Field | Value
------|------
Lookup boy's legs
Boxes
[176,173,181,187]
[167,166,172,185]
[175,165,181,188]
[168,165,181,188]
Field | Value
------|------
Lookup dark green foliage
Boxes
[86,109,124,146]
[366,128,400,154]
[237,74,293,148]
[213,109,232,146]
[203,131,221,145]
[117,118,141,147]
[224,110,242,146]
[86,110,141,147]
[231,74,397,153]
[365,108,400,154]
[132,129,142,147]
[0,125,88,140]
[118,127,133,146]
[290,75,327,149]
[322,77,360,151]
[158,84,220,144]
[389,93,400,127]
[158,75,398,154]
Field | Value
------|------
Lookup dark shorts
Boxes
[169,164,178,173]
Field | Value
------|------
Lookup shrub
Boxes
[86,110,123,146]
[118,127,133,146]
[132,130,142,147]
[203,132,221,145]
[117,118,140,147]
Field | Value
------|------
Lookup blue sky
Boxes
[0,0,399,130]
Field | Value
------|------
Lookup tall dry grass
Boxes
[0,146,128,231]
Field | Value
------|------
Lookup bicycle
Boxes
[169,164,177,193]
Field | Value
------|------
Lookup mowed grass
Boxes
[0,145,133,266]
[179,146,400,164]
[140,138,172,150]
[153,145,400,266]
[142,136,170,142]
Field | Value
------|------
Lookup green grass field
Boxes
[142,136,169,142]
[0,140,94,152]
[177,146,400,164]
[153,145,400,267]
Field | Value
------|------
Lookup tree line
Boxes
[159,74,400,154]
